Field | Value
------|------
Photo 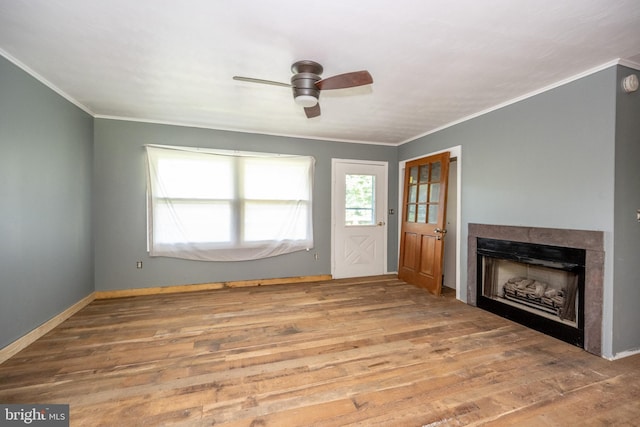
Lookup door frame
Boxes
[331,158,388,278]
[398,146,462,300]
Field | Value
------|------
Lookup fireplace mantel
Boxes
[468,223,604,356]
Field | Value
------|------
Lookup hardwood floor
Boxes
[1,275,639,426]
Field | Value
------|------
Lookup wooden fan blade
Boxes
[233,76,291,87]
[304,104,321,118]
[315,70,373,90]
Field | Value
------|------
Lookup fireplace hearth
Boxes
[468,224,604,356]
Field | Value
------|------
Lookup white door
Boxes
[332,159,388,279]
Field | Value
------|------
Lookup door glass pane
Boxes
[418,184,428,203]
[431,161,441,181]
[419,165,430,183]
[428,205,438,224]
[417,205,427,223]
[408,185,417,203]
[345,174,375,226]
[429,183,440,202]
[407,204,416,222]
[409,166,418,184]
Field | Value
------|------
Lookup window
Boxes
[344,174,375,226]
[145,145,314,261]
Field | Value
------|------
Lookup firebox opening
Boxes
[476,238,585,348]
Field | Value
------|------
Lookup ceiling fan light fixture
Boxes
[233,60,372,118]
[294,94,319,108]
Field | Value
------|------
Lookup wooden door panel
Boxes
[419,235,436,276]
[403,233,418,271]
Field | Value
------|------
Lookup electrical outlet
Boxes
[136,261,143,269]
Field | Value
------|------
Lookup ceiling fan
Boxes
[233,60,373,118]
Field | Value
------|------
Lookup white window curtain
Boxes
[145,145,315,261]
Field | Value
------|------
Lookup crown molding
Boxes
[400,59,625,145]
[0,48,94,116]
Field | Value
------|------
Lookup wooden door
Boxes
[398,152,450,295]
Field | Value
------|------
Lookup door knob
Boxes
[434,227,447,234]
[377,221,386,226]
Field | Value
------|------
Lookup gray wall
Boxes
[93,119,398,291]
[613,66,640,356]
[4,54,638,359]
[0,56,94,348]
[398,67,618,357]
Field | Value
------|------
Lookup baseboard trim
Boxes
[607,347,640,361]
[0,292,96,364]
[94,274,333,299]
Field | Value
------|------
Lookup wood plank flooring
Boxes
[1,275,639,426]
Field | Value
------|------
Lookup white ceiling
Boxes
[1,0,639,145]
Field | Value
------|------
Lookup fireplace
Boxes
[468,224,604,356]
[476,238,585,347]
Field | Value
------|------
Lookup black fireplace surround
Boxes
[467,224,604,356]
[476,237,585,347]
